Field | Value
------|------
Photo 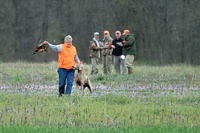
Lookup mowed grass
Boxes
[1,124,200,133]
[0,61,200,132]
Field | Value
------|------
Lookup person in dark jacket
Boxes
[122,30,136,74]
[110,31,126,74]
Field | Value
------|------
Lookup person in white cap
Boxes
[89,32,102,75]
[43,35,81,96]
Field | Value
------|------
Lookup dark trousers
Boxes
[57,68,75,95]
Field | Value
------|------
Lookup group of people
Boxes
[42,29,135,96]
[89,29,136,75]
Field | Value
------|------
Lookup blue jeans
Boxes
[57,68,75,95]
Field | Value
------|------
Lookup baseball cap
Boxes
[122,30,130,35]
[115,30,121,34]
[104,30,110,35]
[94,32,99,36]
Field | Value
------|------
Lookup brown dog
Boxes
[73,63,92,93]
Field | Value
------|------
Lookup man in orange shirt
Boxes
[43,35,81,96]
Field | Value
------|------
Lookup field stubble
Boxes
[0,61,200,129]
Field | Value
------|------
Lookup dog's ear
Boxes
[72,64,78,70]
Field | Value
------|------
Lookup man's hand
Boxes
[43,41,49,45]
[118,42,123,46]
[111,45,115,49]
[122,40,126,45]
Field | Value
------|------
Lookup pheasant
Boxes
[33,42,47,55]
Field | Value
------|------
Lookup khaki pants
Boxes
[102,55,112,75]
[114,55,127,74]
[90,58,99,75]
[125,55,134,68]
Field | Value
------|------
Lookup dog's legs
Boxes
[81,85,84,95]
[87,80,92,94]
[88,86,92,94]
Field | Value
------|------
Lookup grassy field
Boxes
[0,61,200,132]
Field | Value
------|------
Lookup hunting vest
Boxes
[101,37,113,55]
[58,44,77,69]
[93,38,101,58]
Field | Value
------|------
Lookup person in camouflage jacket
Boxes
[89,32,102,75]
[101,30,113,75]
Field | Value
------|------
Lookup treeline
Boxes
[0,0,199,65]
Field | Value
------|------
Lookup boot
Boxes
[128,67,132,74]
[59,85,65,96]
